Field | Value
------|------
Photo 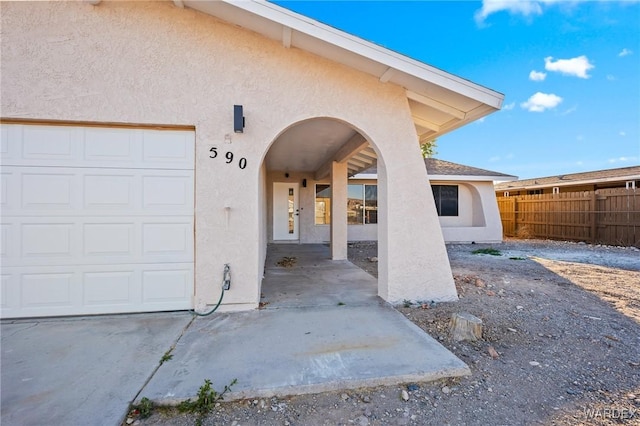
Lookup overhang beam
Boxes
[412,116,440,132]
[314,134,369,180]
[407,90,466,120]
[379,67,395,83]
[282,26,292,48]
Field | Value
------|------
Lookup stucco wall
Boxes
[1,0,456,307]
[437,181,504,243]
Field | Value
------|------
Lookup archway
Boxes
[257,117,384,305]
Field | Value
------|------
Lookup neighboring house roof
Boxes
[166,1,504,143]
[495,165,640,191]
[353,158,517,182]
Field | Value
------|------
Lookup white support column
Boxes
[330,161,348,260]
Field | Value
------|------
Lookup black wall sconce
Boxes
[234,105,245,133]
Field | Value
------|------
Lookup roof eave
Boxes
[180,0,504,138]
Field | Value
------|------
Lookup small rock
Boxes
[253,399,258,405]
[133,421,140,426]
[474,278,486,288]
[516,305,524,310]
[341,393,349,401]
[487,387,493,392]
[507,328,517,332]
[401,390,409,401]
[364,408,373,417]
[126,419,134,425]
[356,415,369,426]
[369,257,378,262]
[488,346,499,359]
[442,386,451,394]
[284,421,291,426]
[486,290,496,296]
[362,395,371,403]
[407,384,420,392]
[529,361,540,366]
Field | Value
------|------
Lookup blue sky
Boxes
[274,1,640,179]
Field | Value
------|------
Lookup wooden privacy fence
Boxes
[497,188,640,248]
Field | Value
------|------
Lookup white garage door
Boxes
[0,124,195,318]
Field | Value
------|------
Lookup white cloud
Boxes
[520,92,563,112]
[475,0,586,24]
[544,55,594,78]
[529,70,547,81]
[619,48,633,57]
[475,0,542,24]
[608,156,638,164]
[475,117,486,124]
[502,102,515,110]
[576,135,584,141]
[560,106,577,116]
[607,75,616,81]
[619,131,626,137]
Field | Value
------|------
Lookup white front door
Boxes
[273,182,299,240]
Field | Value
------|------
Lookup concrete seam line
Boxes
[123,315,197,418]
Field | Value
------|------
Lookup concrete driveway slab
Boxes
[1,313,192,426]
[140,303,469,403]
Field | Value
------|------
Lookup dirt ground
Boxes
[134,239,640,426]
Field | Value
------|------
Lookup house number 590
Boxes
[210,147,247,170]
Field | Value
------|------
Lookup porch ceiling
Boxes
[264,119,377,178]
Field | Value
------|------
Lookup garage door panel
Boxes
[84,127,136,162]
[142,131,193,167]
[1,125,194,170]
[0,124,194,318]
[2,167,194,216]
[142,222,191,256]
[3,217,192,267]
[1,274,12,309]
[21,223,74,258]
[22,125,76,161]
[84,174,135,209]
[83,223,134,256]
[1,171,11,207]
[2,263,192,317]
[83,271,134,306]
[0,125,8,155]
[142,269,191,303]
[22,272,75,307]
[22,172,74,209]
[143,175,192,209]
[1,224,8,257]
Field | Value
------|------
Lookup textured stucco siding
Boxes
[435,181,504,243]
[1,1,456,307]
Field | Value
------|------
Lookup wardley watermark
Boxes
[584,407,637,421]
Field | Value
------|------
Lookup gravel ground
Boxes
[130,239,640,426]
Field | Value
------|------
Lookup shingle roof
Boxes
[423,158,514,178]
[494,165,640,190]
[357,158,516,179]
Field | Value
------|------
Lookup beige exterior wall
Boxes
[433,181,504,243]
[1,1,457,307]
